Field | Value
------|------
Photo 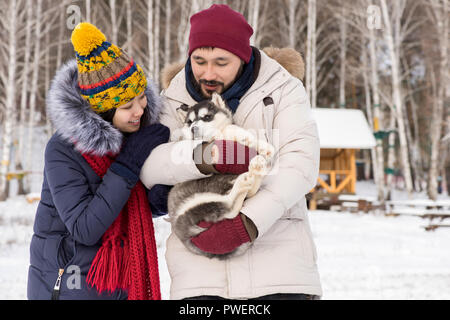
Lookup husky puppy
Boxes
[167,93,274,259]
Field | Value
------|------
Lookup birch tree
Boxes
[164,0,172,67]
[86,0,91,21]
[125,0,133,56]
[15,0,33,195]
[154,0,161,83]
[109,0,118,45]
[247,0,260,46]
[306,0,317,108]
[368,3,387,201]
[380,0,413,195]
[25,0,42,193]
[147,0,154,78]
[427,0,449,200]
[339,7,347,108]
[0,0,19,201]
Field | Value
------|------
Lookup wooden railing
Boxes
[317,169,355,194]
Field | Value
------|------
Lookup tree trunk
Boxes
[248,0,260,47]
[126,0,133,56]
[164,0,171,68]
[381,0,413,195]
[16,0,33,196]
[86,0,91,22]
[368,21,386,202]
[110,0,118,45]
[428,0,448,200]
[306,0,313,101]
[25,0,42,194]
[306,0,317,108]
[288,0,298,48]
[362,47,378,184]
[154,0,161,84]
[311,0,317,108]
[45,23,52,141]
[56,3,65,69]
[386,110,397,199]
[147,0,154,78]
[0,0,18,201]
[339,8,347,108]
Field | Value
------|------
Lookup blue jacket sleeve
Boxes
[44,138,135,246]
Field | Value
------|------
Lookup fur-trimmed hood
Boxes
[160,47,305,90]
[46,59,162,156]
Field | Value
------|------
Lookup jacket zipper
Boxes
[51,268,64,300]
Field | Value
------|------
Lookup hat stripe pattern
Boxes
[77,42,123,74]
[79,59,137,95]
[72,22,147,113]
[75,41,113,61]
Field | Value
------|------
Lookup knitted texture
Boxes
[188,4,254,63]
[213,140,258,174]
[71,22,147,113]
[191,215,251,255]
[83,152,161,300]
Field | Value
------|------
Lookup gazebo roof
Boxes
[312,108,376,149]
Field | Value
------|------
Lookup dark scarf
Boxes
[185,48,260,113]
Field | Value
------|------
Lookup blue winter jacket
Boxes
[27,60,170,300]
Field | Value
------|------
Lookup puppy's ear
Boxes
[176,104,190,122]
[179,104,190,112]
[211,93,228,111]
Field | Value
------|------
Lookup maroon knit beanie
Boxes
[188,4,254,63]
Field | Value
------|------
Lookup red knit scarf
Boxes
[82,152,161,300]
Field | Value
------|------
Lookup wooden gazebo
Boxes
[311,108,376,196]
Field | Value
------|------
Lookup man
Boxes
[140,4,322,300]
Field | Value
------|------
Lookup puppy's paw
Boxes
[249,155,268,176]
[237,172,255,191]
[257,141,275,160]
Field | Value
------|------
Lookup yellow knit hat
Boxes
[71,22,147,113]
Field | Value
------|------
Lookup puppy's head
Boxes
[181,93,232,141]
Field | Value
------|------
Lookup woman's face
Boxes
[112,92,147,133]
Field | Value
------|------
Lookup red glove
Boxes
[191,215,251,255]
[213,140,258,174]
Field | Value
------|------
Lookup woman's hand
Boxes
[110,124,170,183]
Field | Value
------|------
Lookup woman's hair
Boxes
[98,108,116,124]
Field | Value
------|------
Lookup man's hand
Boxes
[195,140,258,175]
[190,214,252,255]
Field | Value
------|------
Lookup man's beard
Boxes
[196,79,225,98]
[192,63,244,99]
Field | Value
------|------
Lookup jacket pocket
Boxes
[56,235,77,268]
[51,235,78,300]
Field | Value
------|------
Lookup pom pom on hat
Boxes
[71,22,107,56]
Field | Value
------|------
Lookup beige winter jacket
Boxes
[140,48,322,299]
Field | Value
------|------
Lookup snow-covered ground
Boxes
[1,180,449,300]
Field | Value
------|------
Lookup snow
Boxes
[309,210,450,299]
[1,180,449,300]
[312,108,376,149]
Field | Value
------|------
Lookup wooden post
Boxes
[350,149,356,193]
[330,171,336,191]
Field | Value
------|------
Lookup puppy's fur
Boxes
[167,93,274,259]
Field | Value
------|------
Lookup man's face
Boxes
[190,47,243,98]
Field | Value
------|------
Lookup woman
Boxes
[27,23,169,300]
